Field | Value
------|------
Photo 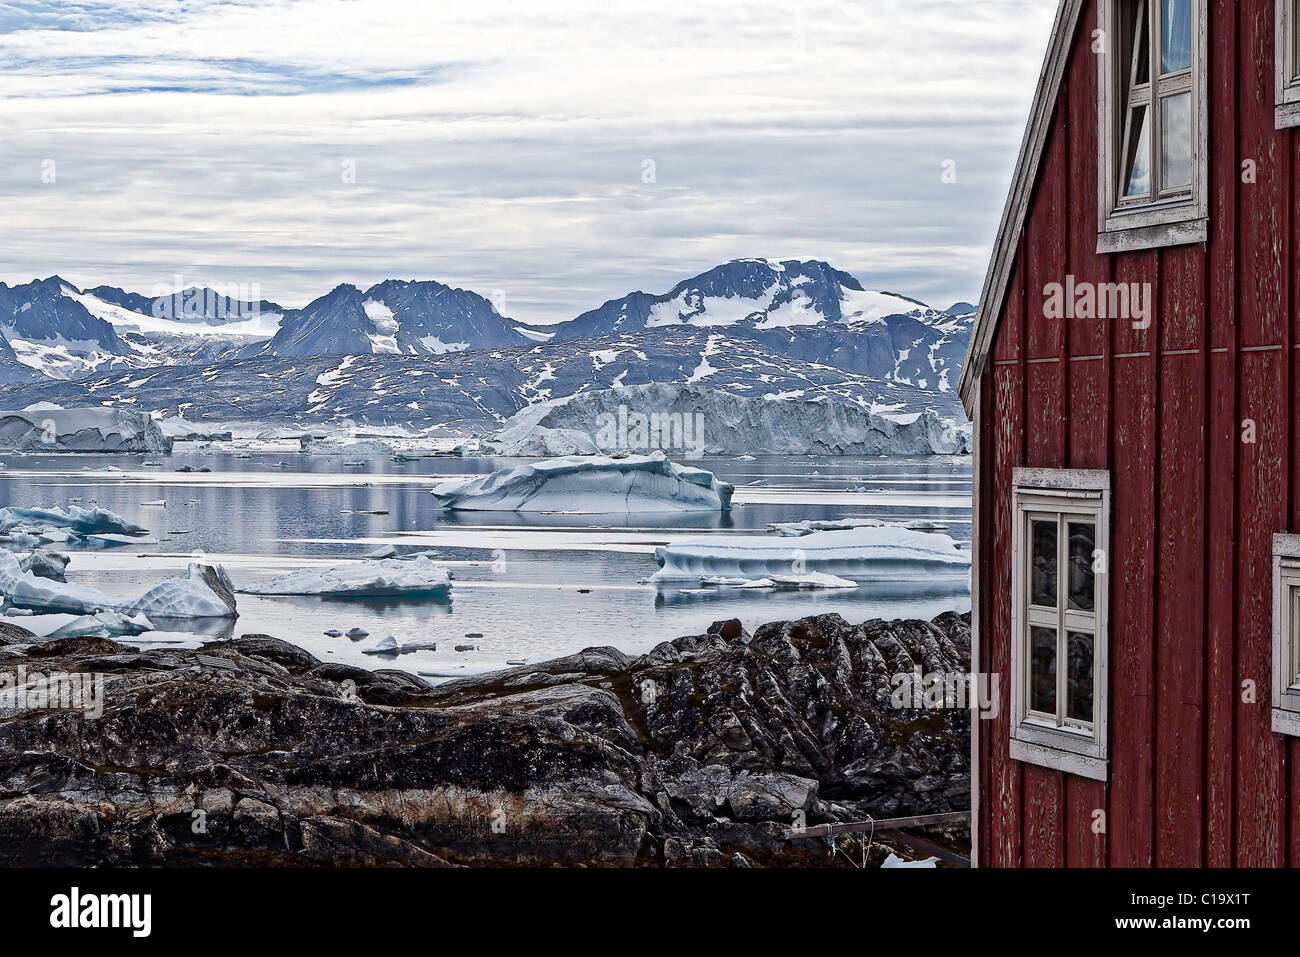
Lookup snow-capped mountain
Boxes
[540,258,974,393]
[259,279,530,358]
[0,260,975,427]
[0,324,966,431]
[0,277,131,378]
[550,259,929,339]
[0,278,284,379]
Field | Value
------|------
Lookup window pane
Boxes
[1292,588,1300,689]
[1031,627,1058,715]
[1160,0,1192,74]
[1067,632,1095,723]
[1124,105,1151,197]
[1031,520,1058,607]
[1161,92,1192,189]
[1123,0,1149,89]
[1067,522,1096,611]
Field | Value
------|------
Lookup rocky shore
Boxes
[0,611,970,867]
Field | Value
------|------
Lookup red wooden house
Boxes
[962,0,1300,867]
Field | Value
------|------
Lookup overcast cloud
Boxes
[0,0,1058,323]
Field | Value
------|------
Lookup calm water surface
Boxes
[0,448,972,676]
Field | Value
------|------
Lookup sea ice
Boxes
[0,551,238,619]
[432,451,733,513]
[0,505,148,538]
[735,572,860,590]
[0,610,154,639]
[241,557,453,600]
[156,416,233,442]
[0,407,173,453]
[650,526,971,584]
[362,635,400,655]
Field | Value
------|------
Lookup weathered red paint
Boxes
[976,0,1300,867]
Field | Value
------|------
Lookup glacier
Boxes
[0,407,172,453]
[242,557,453,600]
[482,383,971,457]
[650,526,971,584]
[0,551,239,619]
[432,451,734,513]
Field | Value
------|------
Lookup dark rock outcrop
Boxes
[0,612,970,867]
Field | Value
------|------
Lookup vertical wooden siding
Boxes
[979,0,1299,867]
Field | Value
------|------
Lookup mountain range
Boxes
[0,259,975,428]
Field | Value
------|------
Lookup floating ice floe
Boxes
[0,610,154,639]
[734,572,860,590]
[362,635,399,655]
[0,551,239,619]
[650,526,971,584]
[768,518,886,537]
[0,407,173,453]
[431,451,733,513]
[881,854,939,869]
[12,550,70,581]
[0,505,148,538]
[241,556,453,600]
[156,415,233,443]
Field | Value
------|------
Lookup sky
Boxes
[0,0,1059,324]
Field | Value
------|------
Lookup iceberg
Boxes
[481,382,971,457]
[241,556,453,600]
[735,572,860,590]
[362,635,400,656]
[157,415,233,442]
[0,550,238,619]
[650,526,971,584]
[0,505,148,539]
[489,427,599,457]
[11,550,70,581]
[0,610,155,640]
[0,407,173,453]
[432,451,733,513]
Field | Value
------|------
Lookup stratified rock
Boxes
[0,612,969,867]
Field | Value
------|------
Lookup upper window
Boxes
[1272,535,1300,736]
[1009,469,1110,781]
[1277,0,1300,127]
[1097,0,1207,252]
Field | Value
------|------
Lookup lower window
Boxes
[1272,535,1300,735]
[1009,469,1110,780]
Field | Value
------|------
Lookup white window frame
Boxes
[1010,469,1110,781]
[1097,0,1208,253]
[1271,535,1300,735]
[1276,0,1300,128]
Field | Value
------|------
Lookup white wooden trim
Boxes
[1277,0,1300,127]
[1096,0,1208,251]
[1013,467,1111,491]
[1096,216,1207,253]
[1009,470,1111,780]
[1010,738,1108,781]
[1271,534,1300,737]
[958,0,1084,417]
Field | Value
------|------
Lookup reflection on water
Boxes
[0,449,972,672]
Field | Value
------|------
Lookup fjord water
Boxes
[0,451,971,676]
